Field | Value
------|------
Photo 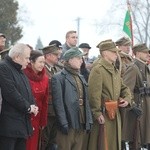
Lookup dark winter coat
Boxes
[51,69,93,130]
[0,56,35,138]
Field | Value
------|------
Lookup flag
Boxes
[123,10,132,39]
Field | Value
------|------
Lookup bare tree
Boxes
[96,0,150,47]
[131,0,150,47]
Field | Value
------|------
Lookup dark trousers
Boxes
[128,142,141,150]
[41,116,57,150]
[121,141,126,150]
[0,136,26,150]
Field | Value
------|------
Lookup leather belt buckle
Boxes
[79,99,83,106]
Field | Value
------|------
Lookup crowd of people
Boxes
[0,30,150,150]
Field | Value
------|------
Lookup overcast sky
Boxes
[18,0,127,57]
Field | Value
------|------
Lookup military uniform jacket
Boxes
[51,69,93,130]
[123,58,150,144]
[116,51,133,77]
[119,51,133,76]
[88,58,131,150]
[45,62,62,116]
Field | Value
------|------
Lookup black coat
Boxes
[51,69,93,130]
[0,56,35,138]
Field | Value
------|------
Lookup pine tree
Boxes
[0,0,23,47]
[35,37,43,50]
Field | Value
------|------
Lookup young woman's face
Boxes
[31,56,45,73]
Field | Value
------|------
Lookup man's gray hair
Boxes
[8,43,30,58]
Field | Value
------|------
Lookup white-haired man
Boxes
[0,43,38,150]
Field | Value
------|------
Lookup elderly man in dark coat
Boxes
[0,43,38,150]
[51,47,93,150]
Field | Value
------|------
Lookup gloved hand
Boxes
[60,124,69,135]
[130,104,142,117]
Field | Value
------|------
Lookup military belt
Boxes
[134,87,150,96]
[79,99,84,106]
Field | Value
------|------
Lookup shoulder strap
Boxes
[133,62,144,87]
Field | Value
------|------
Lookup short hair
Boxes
[8,43,30,58]
[30,50,43,62]
[65,30,77,38]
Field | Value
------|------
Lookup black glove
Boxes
[130,104,142,117]
[60,124,69,135]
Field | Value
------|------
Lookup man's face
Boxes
[68,57,83,70]
[138,51,150,62]
[17,47,31,69]
[0,36,6,50]
[118,45,131,54]
[103,50,118,63]
[81,48,90,58]
[45,53,60,65]
[66,33,78,47]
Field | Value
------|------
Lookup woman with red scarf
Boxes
[24,50,49,150]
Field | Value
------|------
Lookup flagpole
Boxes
[127,0,134,46]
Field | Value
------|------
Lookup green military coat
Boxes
[122,59,150,145]
[45,62,63,116]
[88,58,131,150]
[119,51,133,77]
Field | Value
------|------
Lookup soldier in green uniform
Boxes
[41,44,62,150]
[122,43,150,149]
[88,39,132,150]
[115,36,134,77]
[0,33,8,112]
[0,33,7,60]
[0,33,6,51]
[115,37,134,150]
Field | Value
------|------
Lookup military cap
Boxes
[63,47,85,61]
[49,40,62,48]
[115,37,131,46]
[79,43,91,49]
[97,39,120,52]
[96,39,112,48]
[42,44,59,55]
[132,43,150,53]
[0,33,6,38]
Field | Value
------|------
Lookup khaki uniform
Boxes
[117,51,134,145]
[41,62,62,150]
[88,58,131,150]
[118,51,134,77]
[0,47,10,60]
[123,59,150,147]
